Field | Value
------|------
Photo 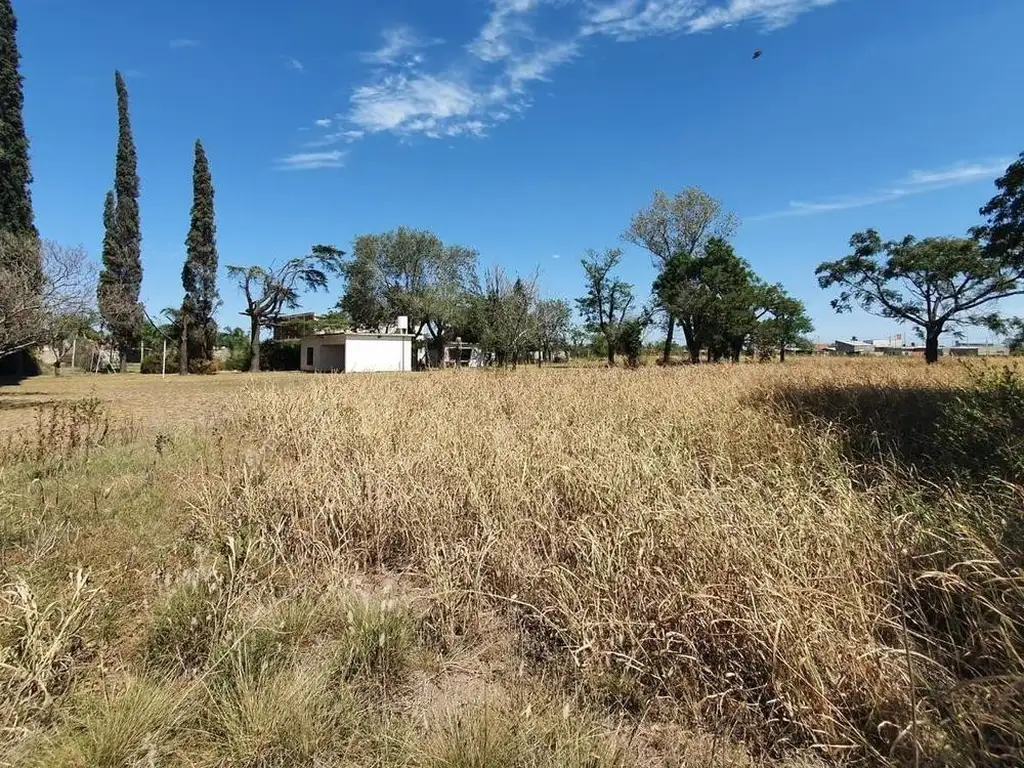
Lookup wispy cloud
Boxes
[169,38,200,49]
[363,25,441,66]
[276,150,346,171]
[304,128,366,148]
[286,57,305,73]
[314,118,332,128]
[750,159,1010,220]
[285,0,839,158]
[551,253,562,259]
[582,0,839,38]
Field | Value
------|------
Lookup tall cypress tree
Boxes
[181,139,218,371]
[0,0,35,243]
[97,71,142,370]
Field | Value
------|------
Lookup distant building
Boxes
[948,343,1009,357]
[834,340,874,356]
[419,340,486,368]
[300,315,414,373]
[300,331,413,373]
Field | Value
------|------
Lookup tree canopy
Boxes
[228,245,344,372]
[181,139,219,372]
[576,248,637,366]
[97,71,143,369]
[816,229,1024,363]
[654,237,767,363]
[338,227,478,354]
[0,0,35,242]
[623,188,738,363]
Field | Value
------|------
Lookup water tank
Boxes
[396,315,409,333]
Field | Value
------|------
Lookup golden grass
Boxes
[0,359,1021,766]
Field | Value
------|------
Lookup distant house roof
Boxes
[300,330,412,343]
[836,339,872,347]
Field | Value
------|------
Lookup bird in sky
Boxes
[752,49,763,59]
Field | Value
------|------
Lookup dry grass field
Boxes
[0,359,1021,767]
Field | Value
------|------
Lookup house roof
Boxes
[301,331,412,343]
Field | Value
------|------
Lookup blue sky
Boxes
[16,0,1024,343]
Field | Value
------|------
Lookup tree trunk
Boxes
[662,315,675,364]
[248,317,261,372]
[179,315,189,375]
[606,339,615,367]
[119,345,128,373]
[53,360,61,376]
[680,320,700,363]
[779,343,787,363]
[925,327,941,364]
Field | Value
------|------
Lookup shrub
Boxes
[616,319,646,368]
[259,340,301,371]
[939,363,1024,484]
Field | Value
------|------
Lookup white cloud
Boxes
[304,0,839,151]
[363,25,442,66]
[551,253,562,259]
[350,74,482,135]
[470,0,546,62]
[904,162,1006,186]
[169,38,200,49]
[276,150,346,171]
[750,158,1010,220]
[582,0,838,38]
[286,57,305,72]
[507,40,579,89]
[314,118,332,128]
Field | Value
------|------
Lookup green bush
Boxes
[259,340,301,371]
[141,353,219,375]
[940,363,1024,484]
[221,349,251,371]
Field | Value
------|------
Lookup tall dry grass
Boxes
[179,360,1022,765]
[1,360,1021,766]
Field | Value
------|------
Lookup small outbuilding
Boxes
[300,331,413,373]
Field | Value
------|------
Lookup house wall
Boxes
[319,344,345,371]
[300,341,316,372]
[344,336,411,373]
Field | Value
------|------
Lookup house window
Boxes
[306,346,314,366]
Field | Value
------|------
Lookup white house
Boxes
[300,329,413,373]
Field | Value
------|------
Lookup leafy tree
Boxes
[339,227,477,342]
[1006,319,1024,354]
[623,188,738,363]
[227,245,344,372]
[475,267,538,368]
[975,151,1024,266]
[0,0,35,242]
[762,287,814,362]
[817,230,1024,363]
[576,248,634,366]
[1,236,97,362]
[181,140,219,374]
[97,72,143,371]
[654,237,765,363]
[616,317,647,368]
[534,298,571,364]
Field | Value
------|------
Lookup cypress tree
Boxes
[97,71,142,370]
[181,139,218,371]
[0,0,35,243]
